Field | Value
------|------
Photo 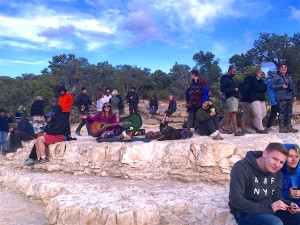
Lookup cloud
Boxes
[291,6,300,23]
[1,59,48,65]
[39,25,75,38]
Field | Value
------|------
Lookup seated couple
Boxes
[82,103,131,141]
[229,142,300,225]
[25,105,70,165]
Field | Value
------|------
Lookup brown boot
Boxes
[287,125,298,133]
[279,126,289,133]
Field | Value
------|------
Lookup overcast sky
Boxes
[1,0,300,77]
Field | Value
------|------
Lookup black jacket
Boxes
[44,105,69,136]
[220,75,239,99]
[0,116,13,132]
[126,91,139,103]
[15,118,35,137]
[229,151,290,216]
[239,83,251,103]
[76,93,92,112]
[249,76,267,102]
[149,97,158,110]
[30,100,45,117]
[116,95,124,110]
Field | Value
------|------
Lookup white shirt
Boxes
[96,98,105,112]
[103,94,112,104]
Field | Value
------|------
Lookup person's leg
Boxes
[223,112,233,130]
[207,118,217,135]
[2,132,8,152]
[187,110,193,129]
[0,131,3,152]
[277,100,286,127]
[231,112,239,132]
[133,103,138,113]
[64,112,71,135]
[212,116,219,130]
[275,210,300,225]
[251,101,264,130]
[36,136,47,157]
[234,210,283,225]
[261,101,267,120]
[129,103,133,115]
[266,105,278,128]
[35,142,41,160]
[76,119,86,133]
[240,102,250,131]
[150,108,154,116]
[286,99,293,126]
[10,130,23,150]
[162,113,167,124]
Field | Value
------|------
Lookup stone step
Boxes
[0,168,236,225]
[1,125,300,185]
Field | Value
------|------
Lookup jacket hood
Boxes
[201,87,211,104]
[51,105,63,116]
[281,143,300,174]
[243,151,267,174]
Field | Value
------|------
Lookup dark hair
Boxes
[81,86,87,91]
[191,69,199,77]
[277,62,287,70]
[265,142,288,156]
[0,109,6,113]
[131,87,135,90]
[58,86,67,92]
[101,103,114,120]
[97,92,104,101]
[228,65,236,73]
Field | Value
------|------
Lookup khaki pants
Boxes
[251,101,267,131]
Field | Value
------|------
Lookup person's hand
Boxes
[81,115,87,119]
[289,187,300,199]
[271,200,288,212]
[9,128,13,133]
[287,202,300,214]
[293,96,296,102]
[208,101,213,106]
[7,113,10,117]
[235,88,239,92]
[283,84,288,89]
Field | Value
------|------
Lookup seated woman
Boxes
[35,105,69,163]
[149,95,158,118]
[162,95,177,124]
[194,100,223,140]
[282,144,300,207]
[82,103,131,140]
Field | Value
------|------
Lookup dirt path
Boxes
[0,187,46,225]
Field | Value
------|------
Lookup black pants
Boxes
[278,100,293,126]
[76,111,90,134]
[266,105,278,128]
[197,116,219,136]
[9,130,33,152]
[29,144,37,160]
[129,103,138,114]
[63,112,71,136]
[187,108,199,129]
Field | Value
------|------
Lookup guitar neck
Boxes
[103,122,122,128]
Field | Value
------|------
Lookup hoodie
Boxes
[201,87,211,106]
[281,144,300,207]
[265,78,277,106]
[229,151,290,216]
[44,105,69,136]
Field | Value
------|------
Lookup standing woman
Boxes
[96,92,105,114]
[162,95,177,124]
[249,67,268,134]
[109,90,120,121]
[282,144,300,207]
[30,96,45,136]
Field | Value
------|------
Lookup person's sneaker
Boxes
[287,125,298,133]
[234,131,244,136]
[251,125,258,132]
[213,134,223,140]
[123,133,133,141]
[76,131,81,136]
[220,128,233,134]
[256,129,268,134]
[264,127,271,132]
[24,158,34,165]
[279,126,289,133]
[39,157,49,164]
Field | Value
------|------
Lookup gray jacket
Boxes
[270,72,296,101]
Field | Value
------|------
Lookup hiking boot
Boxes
[242,129,252,134]
[251,125,258,132]
[256,129,268,134]
[287,125,298,133]
[220,128,233,134]
[39,157,49,164]
[264,127,272,132]
[24,158,34,166]
[234,131,244,136]
[279,126,289,133]
[76,131,81,136]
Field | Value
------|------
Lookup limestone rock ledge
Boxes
[0,169,236,225]
[1,131,300,185]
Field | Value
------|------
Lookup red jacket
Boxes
[58,93,73,113]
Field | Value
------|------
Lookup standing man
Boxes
[126,87,139,114]
[9,112,35,152]
[270,63,298,133]
[58,86,73,136]
[103,88,112,104]
[186,69,207,130]
[0,109,13,153]
[229,142,300,225]
[220,65,244,136]
[75,87,94,136]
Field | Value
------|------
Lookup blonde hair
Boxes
[111,90,118,96]
[253,66,262,76]
[35,96,43,101]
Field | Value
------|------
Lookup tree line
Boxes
[1,32,299,117]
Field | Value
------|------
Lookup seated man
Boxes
[35,105,69,163]
[229,142,300,225]
[162,95,177,124]
[9,112,35,152]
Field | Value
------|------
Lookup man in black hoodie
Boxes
[0,109,13,153]
[126,87,139,114]
[229,142,300,225]
[35,105,69,163]
[75,87,94,136]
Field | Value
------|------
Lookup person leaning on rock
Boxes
[229,142,300,225]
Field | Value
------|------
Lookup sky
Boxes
[0,0,300,77]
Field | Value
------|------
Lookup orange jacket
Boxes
[58,92,73,112]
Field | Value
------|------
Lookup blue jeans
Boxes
[150,108,157,116]
[235,210,300,225]
[0,131,8,152]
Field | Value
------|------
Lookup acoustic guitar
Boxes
[89,113,142,137]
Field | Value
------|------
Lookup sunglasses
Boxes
[104,105,111,108]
